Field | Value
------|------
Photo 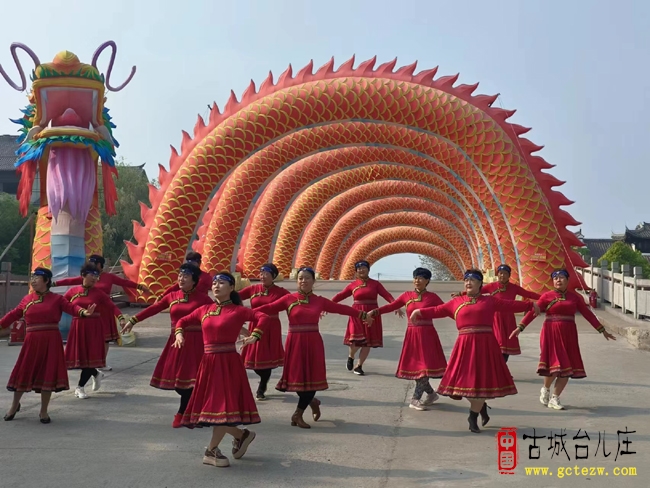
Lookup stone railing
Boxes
[575,259,650,320]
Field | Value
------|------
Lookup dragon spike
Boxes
[510,123,531,135]
[224,90,239,113]
[139,201,152,223]
[413,66,439,84]
[490,107,516,123]
[132,219,149,245]
[278,63,293,85]
[436,73,460,90]
[241,79,257,103]
[193,114,206,137]
[124,239,144,262]
[528,155,555,172]
[338,55,356,74]
[315,57,336,77]
[169,145,184,172]
[455,82,480,96]
[357,56,377,74]
[518,138,544,153]
[395,60,418,77]
[91,41,136,92]
[538,171,565,187]
[180,130,192,155]
[472,93,499,108]
[157,163,169,185]
[548,190,575,206]
[208,102,221,125]
[376,57,398,75]
[259,70,275,92]
[0,43,41,91]
[296,59,314,82]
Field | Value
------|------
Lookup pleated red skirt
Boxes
[537,318,586,378]
[242,317,284,370]
[276,325,328,392]
[181,344,260,428]
[396,324,447,380]
[65,317,106,369]
[150,328,204,390]
[7,325,69,393]
[343,303,383,348]
[492,312,521,355]
[100,314,120,342]
[437,326,517,399]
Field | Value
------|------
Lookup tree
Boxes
[418,255,455,281]
[598,241,650,278]
[0,193,36,276]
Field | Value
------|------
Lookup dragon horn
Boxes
[92,40,136,92]
[0,43,41,91]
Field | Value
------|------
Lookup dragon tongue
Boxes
[53,108,84,127]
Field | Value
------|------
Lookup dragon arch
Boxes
[364,241,463,280]
[117,56,585,301]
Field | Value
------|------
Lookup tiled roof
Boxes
[0,134,19,171]
[612,222,650,240]
[582,238,615,261]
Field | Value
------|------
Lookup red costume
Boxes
[418,295,533,398]
[0,292,85,392]
[520,290,605,378]
[239,283,290,369]
[176,302,269,427]
[55,272,139,342]
[255,292,366,392]
[474,282,540,355]
[332,278,395,348]
[161,271,213,297]
[374,290,447,379]
[130,289,214,390]
[64,286,124,369]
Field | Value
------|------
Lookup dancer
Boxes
[254,266,373,429]
[121,263,214,426]
[161,252,213,297]
[53,254,151,371]
[331,260,404,376]
[173,271,269,468]
[511,268,616,410]
[1,268,96,423]
[452,264,540,362]
[64,263,127,399]
[368,267,447,411]
[410,269,538,433]
[238,263,290,400]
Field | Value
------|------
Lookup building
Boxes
[576,223,650,263]
[0,134,19,195]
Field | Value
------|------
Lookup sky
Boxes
[1,0,648,279]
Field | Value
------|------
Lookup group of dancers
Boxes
[0,253,616,468]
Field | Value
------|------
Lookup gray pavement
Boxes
[0,281,648,487]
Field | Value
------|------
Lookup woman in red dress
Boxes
[254,266,372,429]
[331,260,403,376]
[1,268,96,424]
[53,254,151,371]
[239,263,290,400]
[511,268,616,410]
[64,262,126,400]
[411,269,538,433]
[368,267,447,411]
[174,272,269,468]
[160,251,213,297]
[452,264,540,362]
[121,263,214,427]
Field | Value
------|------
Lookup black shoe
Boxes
[39,416,51,424]
[256,389,266,401]
[480,403,491,426]
[353,365,365,376]
[468,410,480,433]
[346,357,354,371]
[3,403,20,422]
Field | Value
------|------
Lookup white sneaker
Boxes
[75,387,89,399]
[91,371,104,392]
[540,387,550,406]
[421,391,439,406]
[548,395,565,410]
[203,447,230,467]
[409,399,428,411]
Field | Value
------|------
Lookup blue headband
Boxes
[86,270,100,276]
[32,269,49,277]
[299,267,315,273]
[260,265,277,277]
[89,257,100,263]
[497,265,511,274]
[179,268,193,275]
[464,271,483,282]
[355,260,370,270]
[552,270,569,279]
[213,274,235,285]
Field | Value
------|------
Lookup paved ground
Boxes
[0,281,648,488]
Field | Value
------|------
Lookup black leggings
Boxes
[254,369,272,392]
[297,391,316,410]
[502,354,510,363]
[175,388,193,414]
[78,368,98,387]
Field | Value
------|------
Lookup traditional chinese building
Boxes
[576,223,650,262]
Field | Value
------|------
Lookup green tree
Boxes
[0,193,37,276]
[598,241,650,278]
[418,255,455,281]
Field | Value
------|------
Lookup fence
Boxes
[575,259,650,320]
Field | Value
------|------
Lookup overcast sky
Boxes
[1,0,647,279]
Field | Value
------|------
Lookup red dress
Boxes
[520,290,605,378]
[55,273,139,342]
[419,296,533,398]
[64,286,124,369]
[239,283,290,369]
[176,302,269,427]
[130,289,214,390]
[478,282,540,355]
[256,293,365,392]
[375,290,447,379]
[161,271,213,297]
[0,292,84,392]
[332,278,395,348]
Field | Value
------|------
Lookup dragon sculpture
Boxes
[1,41,135,279]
